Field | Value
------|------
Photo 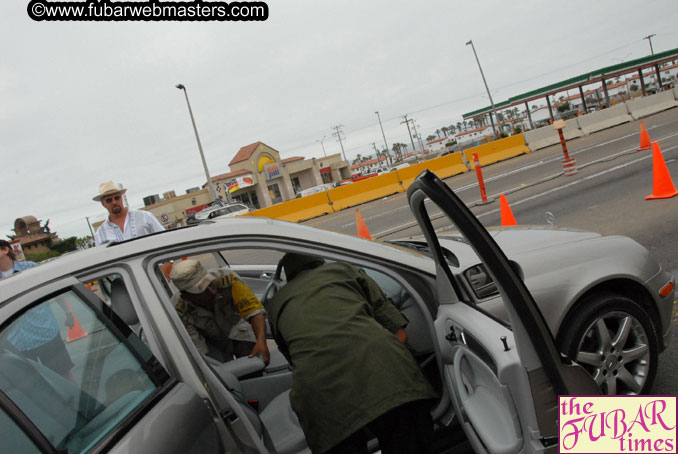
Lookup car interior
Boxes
[80,246,460,453]
[0,291,166,454]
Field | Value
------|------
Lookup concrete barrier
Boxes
[576,103,633,135]
[463,134,530,167]
[328,172,403,210]
[250,190,333,222]
[524,119,583,150]
[563,118,583,140]
[397,153,468,189]
[627,91,678,120]
[524,125,559,150]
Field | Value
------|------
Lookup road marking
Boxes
[372,143,678,237]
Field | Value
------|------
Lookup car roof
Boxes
[0,217,433,299]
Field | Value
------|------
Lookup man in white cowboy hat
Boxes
[93,181,165,246]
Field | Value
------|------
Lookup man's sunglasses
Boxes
[104,195,122,204]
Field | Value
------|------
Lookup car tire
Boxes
[558,292,658,395]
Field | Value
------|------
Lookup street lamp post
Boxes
[316,136,327,157]
[466,40,498,138]
[175,83,218,203]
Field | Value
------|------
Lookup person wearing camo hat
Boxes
[170,258,269,364]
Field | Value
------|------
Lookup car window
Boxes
[0,289,169,454]
[0,407,41,453]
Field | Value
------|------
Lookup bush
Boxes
[50,236,78,254]
[25,251,61,263]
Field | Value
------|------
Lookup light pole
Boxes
[466,40,498,138]
[375,111,390,165]
[316,136,327,157]
[176,83,218,203]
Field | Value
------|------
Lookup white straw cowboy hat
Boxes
[93,181,127,202]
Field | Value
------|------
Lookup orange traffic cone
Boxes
[355,209,372,239]
[499,194,517,226]
[646,142,678,200]
[637,121,651,151]
[64,301,88,342]
[66,313,88,342]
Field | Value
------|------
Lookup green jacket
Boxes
[267,262,437,453]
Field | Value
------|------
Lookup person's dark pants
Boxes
[22,334,74,376]
[324,399,434,454]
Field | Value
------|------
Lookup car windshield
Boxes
[0,289,169,453]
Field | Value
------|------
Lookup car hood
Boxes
[436,226,602,267]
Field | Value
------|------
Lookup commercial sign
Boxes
[264,163,281,180]
[228,175,255,193]
[10,242,26,261]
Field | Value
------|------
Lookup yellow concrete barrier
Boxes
[397,152,468,189]
[328,172,403,210]
[463,134,530,167]
[250,191,333,222]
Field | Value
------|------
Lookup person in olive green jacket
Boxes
[266,253,437,454]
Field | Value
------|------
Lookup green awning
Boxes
[463,47,678,119]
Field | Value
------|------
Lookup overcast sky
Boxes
[2,0,676,240]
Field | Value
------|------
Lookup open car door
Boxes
[407,170,598,453]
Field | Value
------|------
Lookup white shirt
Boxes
[94,209,165,246]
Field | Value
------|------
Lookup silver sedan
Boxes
[0,171,671,453]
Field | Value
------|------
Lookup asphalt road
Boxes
[302,108,678,395]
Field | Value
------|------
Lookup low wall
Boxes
[563,118,583,140]
[524,119,583,150]
[577,103,633,135]
[464,134,530,167]
[250,190,333,222]
[397,153,468,189]
[524,126,560,150]
[627,91,678,120]
[329,172,403,211]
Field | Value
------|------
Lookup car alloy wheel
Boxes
[559,293,658,395]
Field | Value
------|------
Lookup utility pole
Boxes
[316,136,327,157]
[85,216,95,239]
[401,114,417,162]
[411,120,425,154]
[331,125,347,162]
[371,142,382,168]
[643,34,656,55]
[375,111,390,165]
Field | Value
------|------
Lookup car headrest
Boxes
[110,278,139,326]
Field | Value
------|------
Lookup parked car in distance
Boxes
[295,183,334,198]
[194,203,250,221]
[389,163,410,172]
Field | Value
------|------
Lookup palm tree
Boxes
[426,134,436,142]
[435,129,441,138]
[441,126,449,137]
[457,121,462,132]
[353,154,362,165]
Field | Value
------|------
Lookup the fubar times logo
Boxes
[559,396,677,453]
